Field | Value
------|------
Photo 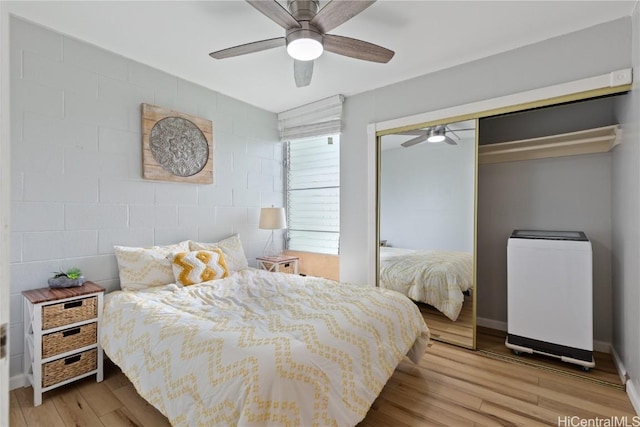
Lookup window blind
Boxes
[286,135,340,254]
[278,94,344,141]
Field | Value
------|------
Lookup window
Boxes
[285,135,340,255]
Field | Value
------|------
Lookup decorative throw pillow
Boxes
[114,241,190,291]
[169,249,229,286]
[189,234,249,271]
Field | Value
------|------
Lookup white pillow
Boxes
[114,241,190,291]
[189,234,249,271]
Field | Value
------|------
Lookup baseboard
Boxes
[477,317,507,331]
[611,346,628,386]
[610,347,640,415]
[10,373,26,390]
[627,378,640,415]
[477,317,610,353]
[593,340,611,354]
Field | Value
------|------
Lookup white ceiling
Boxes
[5,1,637,113]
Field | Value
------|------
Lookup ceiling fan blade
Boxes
[209,37,285,59]
[294,60,314,87]
[324,34,394,63]
[246,0,300,30]
[444,136,458,145]
[395,130,427,136]
[447,127,475,132]
[401,134,429,148]
[311,0,376,33]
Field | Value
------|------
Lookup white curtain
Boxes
[277,94,344,141]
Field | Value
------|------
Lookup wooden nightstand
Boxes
[257,255,299,274]
[22,282,105,406]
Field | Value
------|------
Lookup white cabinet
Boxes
[506,231,594,370]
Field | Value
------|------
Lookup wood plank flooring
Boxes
[11,340,636,426]
[418,293,474,348]
[477,326,624,388]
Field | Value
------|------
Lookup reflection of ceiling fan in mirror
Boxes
[209,0,394,87]
[399,125,474,148]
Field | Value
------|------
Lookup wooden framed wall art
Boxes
[142,103,213,184]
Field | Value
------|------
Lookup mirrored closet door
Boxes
[378,119,477,348]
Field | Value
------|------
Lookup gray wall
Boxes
[380,140,475,252]
[613,2,640,406]
[9,18,281,379]
[479,96,618,144]
[477,153,612,342]
[475,97,620,343]
[341,18,632,343]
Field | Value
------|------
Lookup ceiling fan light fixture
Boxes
[287,37,323,61]
[286,22,323,61]
[427,126,446,143]
[427,134,446,143]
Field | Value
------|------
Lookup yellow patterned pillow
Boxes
[189,234,249,271]
[169,249,229,286]
[114,241,190,291]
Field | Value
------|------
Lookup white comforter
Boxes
[101,268,429,427]
[379,247,473,321]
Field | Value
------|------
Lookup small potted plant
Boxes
[48,267,85,288]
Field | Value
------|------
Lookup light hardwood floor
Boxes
[11,341,637,426]
[419,293,474,348]
[420,292,623,390]
[477,326,624,388]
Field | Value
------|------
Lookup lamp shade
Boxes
[259,207,287,230]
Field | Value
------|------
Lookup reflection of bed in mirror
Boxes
[379,246,473,321]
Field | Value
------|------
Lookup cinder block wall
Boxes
[9,17,282,380]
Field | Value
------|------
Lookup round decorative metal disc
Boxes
[149,117,209,177]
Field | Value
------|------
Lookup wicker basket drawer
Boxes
[42,296,97,330]
[277,262,296,274]
[262,261,296,274]
[42,348,97,388]
[42,323,97,359]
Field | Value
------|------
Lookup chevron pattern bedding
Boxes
[101,268,429,427]
[379,247,473,321]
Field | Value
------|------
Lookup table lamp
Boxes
[259,207,287,257]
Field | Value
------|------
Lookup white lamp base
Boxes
[262,231,279,258]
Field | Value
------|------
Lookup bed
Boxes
[379,246,473,321]
[102,252,430,427]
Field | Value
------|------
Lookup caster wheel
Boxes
[582,367,590,372]
[512,350,522,356]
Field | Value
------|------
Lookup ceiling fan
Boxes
[209,0,394,87]
[399,125,474,148]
